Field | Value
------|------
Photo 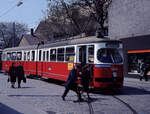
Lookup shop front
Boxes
[122,35,150,77]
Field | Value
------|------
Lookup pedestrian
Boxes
[8,62,16,88]
[80,64,92,99]
[62,64,83,102]
[16,62,25,88]
[140,60,149,81]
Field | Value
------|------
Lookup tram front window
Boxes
[97,48,123,63]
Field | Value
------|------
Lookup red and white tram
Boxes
[2,36,123,89]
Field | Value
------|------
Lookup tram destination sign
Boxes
[105,42,120,48]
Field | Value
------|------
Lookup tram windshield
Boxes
[97,48,123,63]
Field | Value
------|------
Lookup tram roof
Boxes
[3,36,122,52]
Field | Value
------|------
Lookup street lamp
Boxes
[17,1,23,7]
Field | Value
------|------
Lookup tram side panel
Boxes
[42,62,69,81]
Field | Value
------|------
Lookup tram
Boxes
[2,36,123,89]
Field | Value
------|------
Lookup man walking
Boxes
[62,64,82,102]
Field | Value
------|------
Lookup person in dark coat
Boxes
[8,62,16,88]
[140,60,149,81]
[62,64,82,101]
[80,64,92,99]
[16,62,25,88]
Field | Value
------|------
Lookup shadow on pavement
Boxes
[91,85,150,96]
[8,94,61,97]
[0,103,21,114]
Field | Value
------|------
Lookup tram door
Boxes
[77,46,87,64]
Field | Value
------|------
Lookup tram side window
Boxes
[39,50,42,61]
[43,51,46,61]
[88,46,94,63]
[50,49,56,61]
[24,52,27,61]
[2,53,6,61]
[17,52,22,61]
[65,47,75,62]
[7,53,11,60]
[27,52,30,61]
[46,51,49,61]
[31,51,35,61]
[12,52,16,60]
[57,48,64,62]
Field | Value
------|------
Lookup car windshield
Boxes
[97,48,123,63]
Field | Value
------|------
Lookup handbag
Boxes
[23,76,26,83]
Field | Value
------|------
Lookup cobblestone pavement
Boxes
[0,73,150,114]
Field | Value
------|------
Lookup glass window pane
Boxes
[27,52,30,61]
[46,51,49,61]
[50,49,56,61]
[32,51,35,61]
[39,50,42,61]
[57,48,64,61]
[65,47,75,62]
[88,46,94,63]
[17,52,22,60]
[12,52,16,60]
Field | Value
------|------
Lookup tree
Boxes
[0,22,28,48]
[42,0,111,40]
[74,0,112,37]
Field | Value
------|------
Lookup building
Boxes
[108,0,150,40]
[108,0,150,77]
[19,34,39,47]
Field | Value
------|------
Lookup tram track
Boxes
[112,95,138,114]
[87,100,94,114]
[92,88,139,114]
[82,95,94,114]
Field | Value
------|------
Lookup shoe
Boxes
[61,96,65,101]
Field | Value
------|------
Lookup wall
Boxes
[108,0,150,40]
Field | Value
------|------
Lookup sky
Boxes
[0,0,48,29]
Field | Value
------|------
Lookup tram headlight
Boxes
[113,72,117,78]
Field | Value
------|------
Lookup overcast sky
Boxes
[0,0,48,29]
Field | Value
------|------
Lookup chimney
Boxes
[31,28,35,37]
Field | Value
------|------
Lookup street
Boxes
[0,73,150,114]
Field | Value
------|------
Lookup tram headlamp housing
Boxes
[113,72,117,78]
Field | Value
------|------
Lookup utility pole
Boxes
[13,22,16,47]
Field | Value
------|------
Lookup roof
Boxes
[3,36,122,52]
[19,34,39,46]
